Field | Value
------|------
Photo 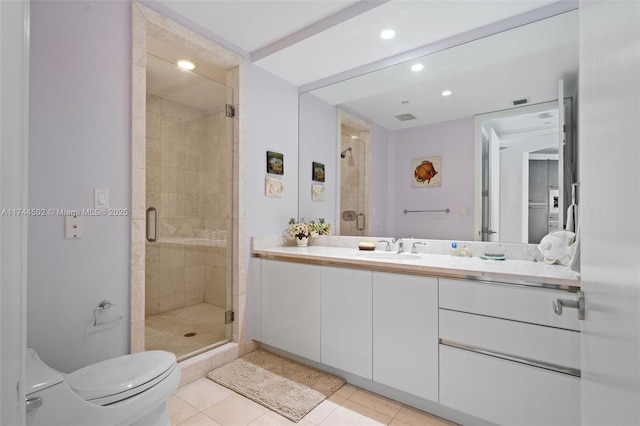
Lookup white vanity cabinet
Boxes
[321,266,372,379]
[438,278,581,426]
[260,259,321,362]
[372,272,438,402]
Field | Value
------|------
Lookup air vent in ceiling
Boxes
[394,113,417,121]
[512,97,529,106]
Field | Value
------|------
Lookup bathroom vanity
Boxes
[250,240,581,426]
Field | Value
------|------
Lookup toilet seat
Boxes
[66,350,176,406]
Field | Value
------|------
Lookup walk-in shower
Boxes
[144,37,234,361]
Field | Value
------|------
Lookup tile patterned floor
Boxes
[169,378,457,426]
[146,303,228,360]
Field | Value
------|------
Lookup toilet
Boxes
[26,348,181,426]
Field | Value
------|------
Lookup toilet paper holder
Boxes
[93,300,123,326]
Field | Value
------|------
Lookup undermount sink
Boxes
[358,251,421,261]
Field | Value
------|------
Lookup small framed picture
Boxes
[312,162,325,182]
[265,176,284,198]
[312,184,325,201]
[266,151,284,175]
[412,156,442,187]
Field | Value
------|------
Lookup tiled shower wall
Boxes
[145,95,230,316]
[340,126,368,236]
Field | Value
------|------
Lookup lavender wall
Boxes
[242,64,299,241]
[28,1,131,372]
[298,93,337,225]
[389,117,475,240]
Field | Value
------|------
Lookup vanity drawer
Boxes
[440,345,581,426]
[439,309,580,372]
[439,278,580,331]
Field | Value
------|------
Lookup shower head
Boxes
[340,147,352,158]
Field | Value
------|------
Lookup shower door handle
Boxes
[146,206,159,242]
[356,213,365,231]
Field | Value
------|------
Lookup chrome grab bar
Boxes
[146,206,158,242]
[552,290,585,320]
[403,208,450,214]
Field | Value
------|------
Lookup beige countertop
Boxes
[252,245,580,290]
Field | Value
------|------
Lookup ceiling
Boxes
[154,0,568,87]
[150,0,578,131]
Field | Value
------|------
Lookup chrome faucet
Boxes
[392,237,404,253]
[411,242,426,254]
[377,240,391,252]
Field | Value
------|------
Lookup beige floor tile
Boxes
[393,406,457,426]
[203,393,269,425]
[176,412,223,426]
[168,395,199,425]
[319,399,392,426]
[332,383,358,399]
[175,378,234,411]
[302,394,346,425]
[249,410,314,425]
[348,389,402,418]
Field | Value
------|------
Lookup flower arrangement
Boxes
[286,218,331,242]
[308,218,331,236]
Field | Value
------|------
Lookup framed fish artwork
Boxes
[412,156,442,187]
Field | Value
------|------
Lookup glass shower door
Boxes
[144,49,234,361]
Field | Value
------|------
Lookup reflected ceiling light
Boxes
[411,64,424,72]
[380,29,395,39]
[177,60,195,70]
[441,90,452,97]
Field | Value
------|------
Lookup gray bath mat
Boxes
[207,349,345,422]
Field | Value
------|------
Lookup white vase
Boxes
[296,236,308,247]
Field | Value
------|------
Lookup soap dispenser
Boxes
[450,242,459,256]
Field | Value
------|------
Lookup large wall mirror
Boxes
[298,9,578,244]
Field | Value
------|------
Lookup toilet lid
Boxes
[66,350,176,404]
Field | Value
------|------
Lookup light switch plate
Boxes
[94,188,109,209]
[65,215,84,239]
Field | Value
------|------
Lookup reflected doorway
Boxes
[478,98,573,244]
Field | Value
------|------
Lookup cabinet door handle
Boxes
[553,290,584,320]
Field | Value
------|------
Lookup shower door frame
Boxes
[130,2,243,356]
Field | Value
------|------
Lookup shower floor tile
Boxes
[145,303,228,360]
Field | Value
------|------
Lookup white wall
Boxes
[28,1,131,373]
[298,93,337,225]
[242,63,299,242]
[579,0,640,424]
[389,117,475,240]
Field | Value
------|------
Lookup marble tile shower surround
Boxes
[340,132,366,236]
[145,95,230,316]
[253,235,548,262]
[132,2,261,371]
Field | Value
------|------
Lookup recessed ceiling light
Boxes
[177,60,195,70]
[380,29,395,40]
[411,64,424,72]
[441,90,452,97]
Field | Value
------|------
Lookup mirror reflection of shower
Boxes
[339,109,371,236]
[340,147,352,158]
